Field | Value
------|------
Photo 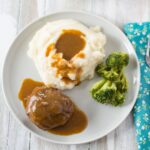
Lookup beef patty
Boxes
[26,86,74,130]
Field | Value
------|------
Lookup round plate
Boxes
[2,11,140,144]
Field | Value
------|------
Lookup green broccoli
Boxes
[90,79,106,94]
[96,63,109,73]
[112,91,125,106]
[115,73,128,93]
[106,52,129,70]
[90,79,126,106]
[96,64,120,81]
[91,80,117,104]
[99,69,119,81]
[90,51,129,106]
[96,52,129,81]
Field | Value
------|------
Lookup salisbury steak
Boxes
[26,86,74,130]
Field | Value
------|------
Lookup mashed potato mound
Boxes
[28,19,106,90]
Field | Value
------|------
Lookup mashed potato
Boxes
[28,19,106,90]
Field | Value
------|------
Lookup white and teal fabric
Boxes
[124,23,150,150]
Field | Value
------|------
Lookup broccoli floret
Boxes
[96,63,120,81]
[111,91,125,106]
[90,51,129,106]
[96,63,109,73]
[91,80,117,104]
[115,73,128,92]
[106,52,129,70]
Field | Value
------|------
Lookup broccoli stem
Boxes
[91,79,106,93]
[99,80,112,90]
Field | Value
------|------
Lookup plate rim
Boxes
[2,10,140,145]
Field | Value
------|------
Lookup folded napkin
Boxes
[124,23,150,150]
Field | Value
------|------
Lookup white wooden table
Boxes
[0,0,149,150]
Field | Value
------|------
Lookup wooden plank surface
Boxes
[0,0,150,150]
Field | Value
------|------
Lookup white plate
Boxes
[2,11,140,144]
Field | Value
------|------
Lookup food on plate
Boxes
[18,78,87,135]
[18,78,44,108]
[96,52,129,81]
[106,52,129,70]
[28,19,106,89]
[49,104,88,135]
[115,73,128,93]
[95,64,120,81]
[91,52,129,106]
[26,86,74,130]
[91,79,117,104]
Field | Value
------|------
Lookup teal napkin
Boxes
[124,23,150,150]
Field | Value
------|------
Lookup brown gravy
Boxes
[49,105,87,135]
[18,78,88,135]
[45,43,55,57]
[18,78,44,107]
[51,53,82,85]
[76,52,85,58]
[55,29,86,60]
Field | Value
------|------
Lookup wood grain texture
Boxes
[0,0,150,150]
[0,0,31,150]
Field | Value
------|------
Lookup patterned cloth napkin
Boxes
[124,23,150,150]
